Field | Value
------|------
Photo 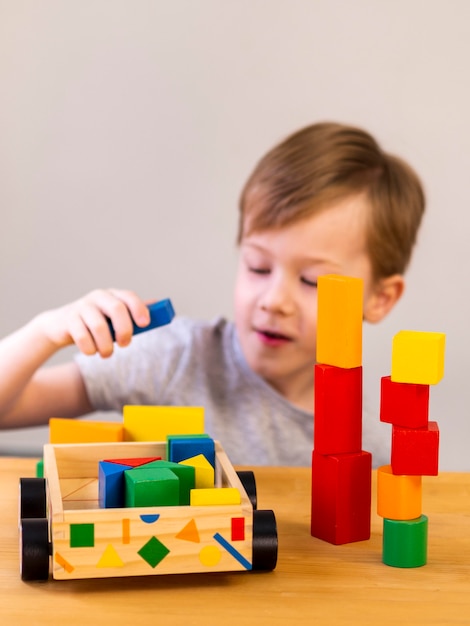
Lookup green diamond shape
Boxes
[70,523,95,548]
[138,536,170,568]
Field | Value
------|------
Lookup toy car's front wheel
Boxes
[20,518,50,581]
[19,478,47,519]
[252,509,278,571]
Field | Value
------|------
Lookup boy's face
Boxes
[234,193,376,404]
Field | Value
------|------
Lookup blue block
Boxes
[167,435,216,468]
[99,461,132,508]
[107,298,175,341]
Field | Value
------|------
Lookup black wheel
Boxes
[19,478,47,519]
[20,518,50,581]
[252,509,278,571]
[236,471,257,510]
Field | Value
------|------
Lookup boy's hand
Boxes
[36,289,151,358]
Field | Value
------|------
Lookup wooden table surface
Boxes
[1,457,469,626]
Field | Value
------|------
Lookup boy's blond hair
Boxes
[238,122,425,282]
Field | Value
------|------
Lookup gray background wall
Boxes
[0,0,467,469]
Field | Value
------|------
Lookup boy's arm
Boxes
[0,361,93,429]
[0,289,150,429]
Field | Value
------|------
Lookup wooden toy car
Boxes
[19,440,278,581]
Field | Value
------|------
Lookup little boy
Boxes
[0,122,425,466]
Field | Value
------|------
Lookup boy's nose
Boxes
[260,278,295,315]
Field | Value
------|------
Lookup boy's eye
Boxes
[249,267,270,275]
[301,277,318,287]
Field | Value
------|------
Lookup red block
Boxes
[391,421,439,476]
[314,364,362,455]
[104,457,162,467]
[380,376,429,428]
[310,450,372,545]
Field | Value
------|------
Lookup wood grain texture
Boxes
[3,458,470,626]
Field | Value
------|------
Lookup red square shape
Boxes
[231,517,245,541]
[314,364,362,455]
[391,421,439,476]
[380,376,429,428]
[311,450,371,545]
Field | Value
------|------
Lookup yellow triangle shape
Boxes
[97,544,125,568]
[175,518,200,543]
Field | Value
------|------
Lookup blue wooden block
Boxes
[99,461,132,508]
[107,298,175,341]
[167,435,216,468]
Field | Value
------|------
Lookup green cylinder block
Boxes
[382,515,428,568]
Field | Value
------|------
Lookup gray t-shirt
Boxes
[76,316,389,467]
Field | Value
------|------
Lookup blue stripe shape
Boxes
[213,533,252,570]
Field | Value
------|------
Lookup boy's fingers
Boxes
[66,289,151,353]
[68,316,99,356]
[82,290,136,346]
[108,289,150,328]
[77,305,116,357]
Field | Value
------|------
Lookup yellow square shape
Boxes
[316,275,363,368]
[391,330,445,385]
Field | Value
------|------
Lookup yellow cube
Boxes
[123,406,204,442]
[391,331,446,385]
[377,465,422,520]
[316,274,363,368]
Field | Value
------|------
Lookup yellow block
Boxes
[316,274,363,368]
[377,465,422,520]
[49,418,124,444]
[190,488,241,506]
[180,454,214,488]
[123,406,204,442]
[391,330,446,385]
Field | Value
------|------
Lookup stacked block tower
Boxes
[377,330,446,567]
[310,275,372,545]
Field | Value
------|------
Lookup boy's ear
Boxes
[364,274,405,324]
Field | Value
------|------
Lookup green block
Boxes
[70,523,95,548]
[125,467,180,507]
[383,515,428,568]
[138,536,170,568]
[137,460,195,505]
[36,458,44,478]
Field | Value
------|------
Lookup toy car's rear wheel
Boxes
[20,518,50,581]
[236,471,257,509]
[252,509,278,571]
[19,478,47,519]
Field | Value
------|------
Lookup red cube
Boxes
[380,376,429,428]
[391,422,439,476]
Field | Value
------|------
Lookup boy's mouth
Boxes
[255,328,292,346]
